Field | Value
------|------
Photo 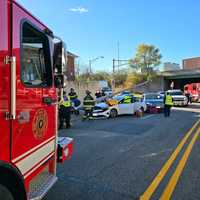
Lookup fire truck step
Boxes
[28,172,58,200]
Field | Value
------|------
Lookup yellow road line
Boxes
[160,127,200,200]
[140,119,200,200]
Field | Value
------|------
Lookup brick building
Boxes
[65,51,78,81]
[183,57,200,70]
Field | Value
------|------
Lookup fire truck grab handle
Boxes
[11,56,16,120]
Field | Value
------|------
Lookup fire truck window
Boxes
[21,22,52,87]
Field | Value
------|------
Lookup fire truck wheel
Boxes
[0,184,14,200]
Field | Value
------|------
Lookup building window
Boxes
[21,22,52,87]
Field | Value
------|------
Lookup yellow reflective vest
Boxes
[165,95,173,106]
[123,96,132,104]
[59,96,71,108]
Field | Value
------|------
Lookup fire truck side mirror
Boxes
[54,75,64,88]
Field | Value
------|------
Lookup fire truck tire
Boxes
[0,184,14,200]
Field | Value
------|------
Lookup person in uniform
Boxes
[163,92,173,117]
[59,91,72,129]
[83,90,95,120]
[68,88,78,102]
[123,95,132,104]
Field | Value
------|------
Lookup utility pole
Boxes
[112,59,116,93]
[117,41,120,71]
[112,58,131,93]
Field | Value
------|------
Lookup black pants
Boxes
[59,108,71,128]
[164,105,171,117]
[84,108,93,118]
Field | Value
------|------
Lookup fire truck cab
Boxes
[0,1,73,199]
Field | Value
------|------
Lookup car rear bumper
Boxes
[147,105,164,113]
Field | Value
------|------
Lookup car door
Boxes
[118,97,134,114]
[133,97,143,112]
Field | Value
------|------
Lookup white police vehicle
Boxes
[93,95,147,118]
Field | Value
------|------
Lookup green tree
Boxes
[132,44,162,74]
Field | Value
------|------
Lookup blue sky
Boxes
[18,0,200,72]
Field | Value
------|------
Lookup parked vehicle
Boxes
[158,91,165,97]
[184,83,200,102]
[0,1,73,199]
[143,93,164,113]
[102,87,113,97]
[93,95,147,118]
[167,90,188,106]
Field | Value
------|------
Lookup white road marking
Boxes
[141,114,155,120]
[139,148,173,158]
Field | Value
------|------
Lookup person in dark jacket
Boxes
[95,90,102,98]
[68,88,78,101]
[83,90,95,120]
[163,92,173,117]
[59,91,72,129]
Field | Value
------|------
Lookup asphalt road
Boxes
[45,103,200,200]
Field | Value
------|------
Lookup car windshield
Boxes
[169,91,183,96]
[145,94,162,100]
[102,87,111,91]
[113,96,123,101]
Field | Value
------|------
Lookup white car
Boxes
[93,95,147,118]
[167,90,188,106]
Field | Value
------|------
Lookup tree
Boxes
[132,44,162,74]
[124,72,147,88]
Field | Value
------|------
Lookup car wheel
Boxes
[0,184,14,200]
[110,109,118,118]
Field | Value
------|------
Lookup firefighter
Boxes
[163,92,173,117]
[68,88,78,101]
[123,95,132,104]
[59,91,72,129]
[83,90,95,120]
[95,90,102,98]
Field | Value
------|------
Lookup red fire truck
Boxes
[0,1,73,199]
[184,83,200,102]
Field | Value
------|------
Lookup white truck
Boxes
[167,90,188,106]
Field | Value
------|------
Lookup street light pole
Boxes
[89,60,92,74]
[88,56,104,74]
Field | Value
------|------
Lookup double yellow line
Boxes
[140,118,200,200]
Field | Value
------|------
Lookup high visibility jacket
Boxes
[83,95,95,110]
[123,96,132,104]
[59,96,71,108]
[165,95,173,106]
[68,92,78,100]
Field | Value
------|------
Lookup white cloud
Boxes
[69,7,88,14]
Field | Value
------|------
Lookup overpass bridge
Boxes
[159,69,200,90]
